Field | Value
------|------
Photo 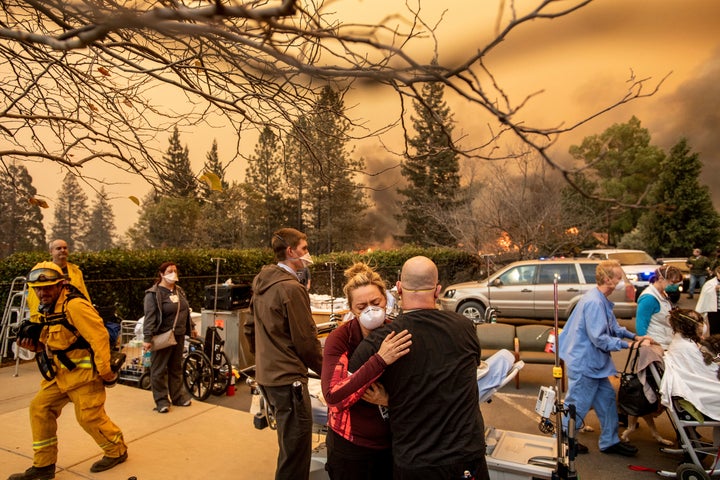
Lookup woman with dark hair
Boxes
[660,309,719,430]
[142,262,195,413]
[635,265,683,349]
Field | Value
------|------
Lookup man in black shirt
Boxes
[349,256,488,480]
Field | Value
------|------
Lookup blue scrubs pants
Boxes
[563,370,620,450]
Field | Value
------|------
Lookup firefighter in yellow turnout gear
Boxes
[9,262,127,480]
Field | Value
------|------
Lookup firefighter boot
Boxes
[8,464,55,480]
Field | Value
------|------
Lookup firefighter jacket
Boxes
[37,287,111,392]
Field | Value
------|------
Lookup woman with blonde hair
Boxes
[320,263,412,480]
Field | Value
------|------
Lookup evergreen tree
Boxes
[83,187,116,251]
[160,126,197,198]
[635,138,720,256]
[244,126,293,246]
[567,116,665,246]
[50,173,90,251]
[285,117,312,232]
[397,80,461,247]
[200,139,229,199]
[196,182,250,248]
[0,164,46,257]
[287,86,367,253]
[127,194,201,248]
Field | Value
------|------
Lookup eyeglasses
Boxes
[27,268,64,283]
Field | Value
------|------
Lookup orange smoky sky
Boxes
[22,0,720,238]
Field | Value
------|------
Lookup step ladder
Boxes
[1,276,29,359]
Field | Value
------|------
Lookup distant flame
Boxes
[496,232,515,252]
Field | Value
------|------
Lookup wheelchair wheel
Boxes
[183,351,213,401]
[676,463,711,480]
[211,352,232,396]
[139,372,152,390]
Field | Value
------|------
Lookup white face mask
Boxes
[163,272,178,284]
[614,280,626,291]
[358,306,385,330]
[298,252,314,267]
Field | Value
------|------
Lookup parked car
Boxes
[581,249,658,299]
[440,258,637,322]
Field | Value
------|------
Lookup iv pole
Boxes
[551,274,578,480]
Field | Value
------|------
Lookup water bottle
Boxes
[142,350,152,368]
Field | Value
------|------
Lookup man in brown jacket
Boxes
[245,228,322,480]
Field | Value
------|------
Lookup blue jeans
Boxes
[689,274,707,295]
[563,371,620,450]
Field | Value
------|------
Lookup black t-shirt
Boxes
[349,309,485,468]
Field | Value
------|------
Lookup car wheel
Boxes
[459,301,485,321]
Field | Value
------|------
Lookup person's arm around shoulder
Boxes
[322,326,411,408]
[348,324,393,372]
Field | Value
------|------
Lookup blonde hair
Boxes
[343,262,387,310]
[596,260,622,286]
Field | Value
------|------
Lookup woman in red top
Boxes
[321,263,412,480]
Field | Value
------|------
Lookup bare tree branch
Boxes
[0,0,662,203]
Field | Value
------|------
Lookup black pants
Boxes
[150,334,190,408]
[393,456,489,480]
[263,382,313,480]
[325,428,393,480]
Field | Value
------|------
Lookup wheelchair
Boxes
[182,325,232,401]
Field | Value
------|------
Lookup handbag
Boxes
[617,345,658,417]
[150,298,181,352]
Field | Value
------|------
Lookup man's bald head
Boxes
[401,256,438,291]
[49,239,69,267]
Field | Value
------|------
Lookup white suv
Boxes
[581,249,658,299]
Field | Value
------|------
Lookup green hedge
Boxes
[0,246,481,320]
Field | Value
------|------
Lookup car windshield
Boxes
[608,252,655,265]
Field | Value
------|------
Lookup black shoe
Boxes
[575,442,589,454]
[601,442,638,457]
[90,451,128,473]
[8,465,55,480]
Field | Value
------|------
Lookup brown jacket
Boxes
[246,264,322,386]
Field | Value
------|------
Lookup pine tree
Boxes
[636,138,720,256]
[285,117,312,232]
[83,187,116,251]
[244,125,293,247]
[286,86,367,253]
[200,139,229,198]
[50,173,90,251]
[127,194,201,248]
[0,163,46,257]
[160,126,197,198]
[397,80,461,246]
